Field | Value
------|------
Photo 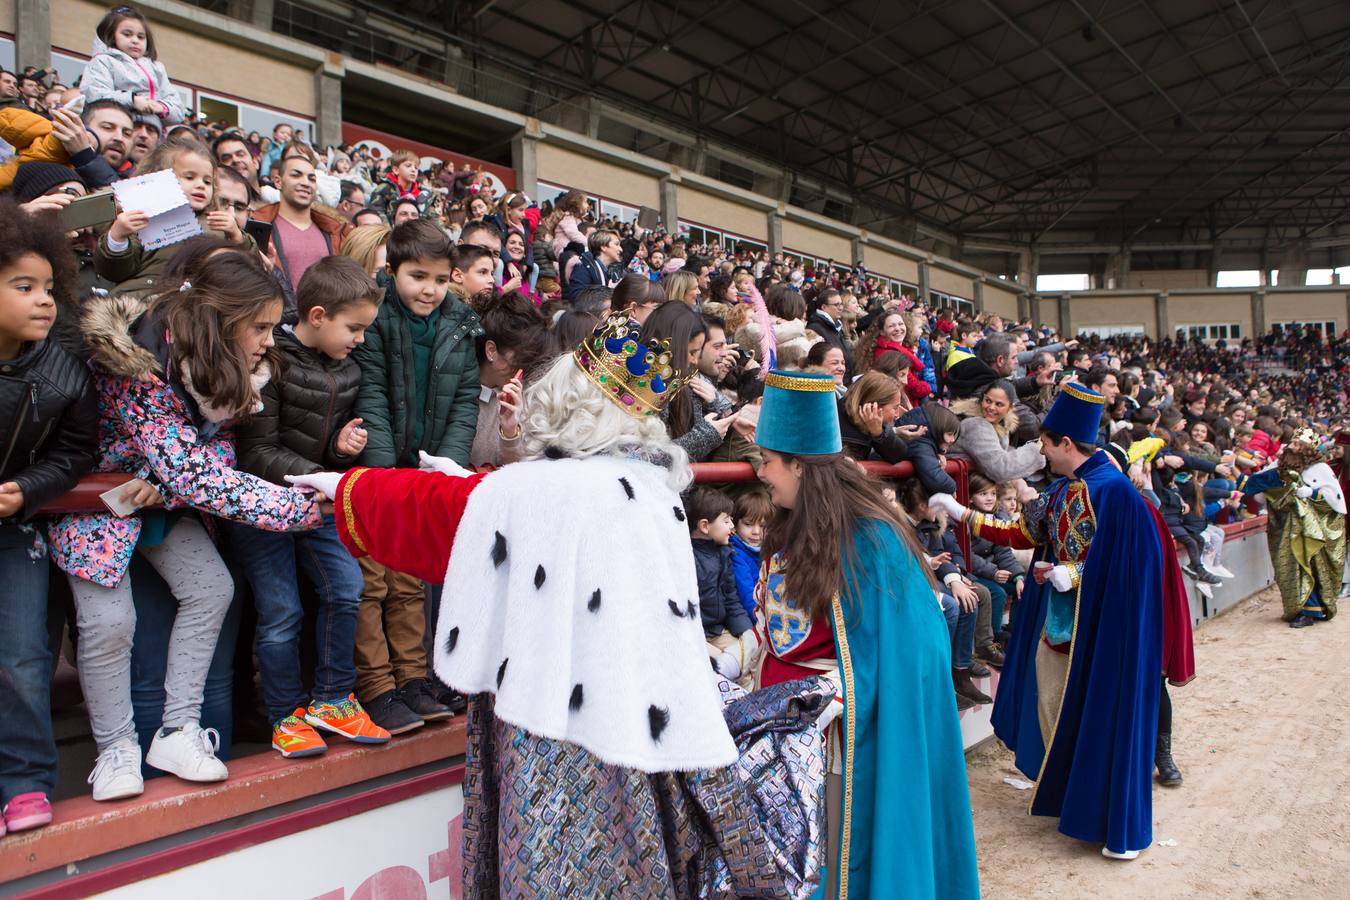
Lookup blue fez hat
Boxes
[757,370,843,456]
[1042,382,1106,446]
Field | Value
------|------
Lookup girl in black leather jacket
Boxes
[0,197,97,835]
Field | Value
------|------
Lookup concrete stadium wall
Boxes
[534,141,660,209]
[679,186,769,240]
[863,245,920,284]
[1071,292,1157,336]
[782,219,851,261]
[0,0,12,33]
[1127,269,1212,291]
[53,0,318,115]
[1265,289,1348,331]
[982,282,1021,320]
[930,266,975,300]
[1167,292,1255,337]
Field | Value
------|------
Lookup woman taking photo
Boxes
[754,369,978,899]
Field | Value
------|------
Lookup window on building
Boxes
[1273,320,1337,334]
[1176,323,1242,341]
[1216,270,1261,288]
[196,92,312,141]
[1036,273,1091,292]
[1305,269,1335,285]
[1080,325,1146,337]
[599,199,638,224]
[536,182,567,206]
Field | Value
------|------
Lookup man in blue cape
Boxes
[933,383,1164,859]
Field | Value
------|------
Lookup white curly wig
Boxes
[520,353,693,492]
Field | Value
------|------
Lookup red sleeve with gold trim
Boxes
[969,510,1041,549]
[336,467,488,584]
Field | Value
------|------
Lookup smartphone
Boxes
[52,93,85,115]
[243,219,273,254]
[58,191,117,231]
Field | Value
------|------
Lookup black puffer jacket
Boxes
[692,538,753,639]
[234,327,362,485]
[0,339,98,521]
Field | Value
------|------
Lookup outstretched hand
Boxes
[284,471,342,500]
[418,450,473,478]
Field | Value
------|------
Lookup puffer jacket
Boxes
[353,283,483,468]
[94,213,258,298]
[0,106,70,192]
[80,37,185,132]
[692,538,753,639]
[46,296,323,587]
[968,530,1024,582]
[233,326,362,485]
[947,398,1044,483]
[0,339,98,522]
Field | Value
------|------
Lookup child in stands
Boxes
[729,489,772,619]
[351,219,482,733]
[96,137,255,297]
[966,473,1024,652]
[48,249,323,801]
[230,256,391,758]
[0,199,98,835]
[688,486,760,689]
[81,5,185,132]
[898,477,993,710]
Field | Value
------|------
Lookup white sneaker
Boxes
[146,724,228,782]
[1102,846,1141,860]
[88,739,144,801]
[1209,564,1235,579]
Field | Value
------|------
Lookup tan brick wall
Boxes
[1265,290,1347,331]
[781,219,850,260]
[863,245,919,283]
[678,187,767,239]
[1168,294,1254,337]
[535,142,660,209]
[930,266,975,299]
[1127,269,1211,290]
[1070,293,1156,336]
[983,283,1021,319]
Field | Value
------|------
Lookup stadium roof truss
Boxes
[296,0,1350,249]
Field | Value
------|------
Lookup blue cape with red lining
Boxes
[991,451,1164,853]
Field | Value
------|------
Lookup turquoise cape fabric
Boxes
[990,451,1163,853]
[830,518,980,899]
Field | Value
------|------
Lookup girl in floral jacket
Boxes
[47,250,323,802]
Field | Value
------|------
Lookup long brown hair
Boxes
[152,250,283,420]
[844,371,903,431]
[762,453,937,621]
[853,310,903,378]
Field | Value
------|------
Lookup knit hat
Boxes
[12,162,81,202]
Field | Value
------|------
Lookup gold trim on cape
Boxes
[341,467,370,553]
[829,592,855,899]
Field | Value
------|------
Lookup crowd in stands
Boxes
[0,2,1346,843]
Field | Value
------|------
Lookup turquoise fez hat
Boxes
[1041,382,1106,446]
[756,370,843,456]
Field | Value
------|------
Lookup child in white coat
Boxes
[81,6,184,133]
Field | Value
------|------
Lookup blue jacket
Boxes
[898,406,957,494]
[728,533,760,618]
[692,538,752,638]
[917,336,938,393]
[563,252,617,300]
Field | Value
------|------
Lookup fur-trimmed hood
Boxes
[951,396,1020,440]
[80,293,161,380]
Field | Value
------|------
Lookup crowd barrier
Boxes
[8,462,1274,896]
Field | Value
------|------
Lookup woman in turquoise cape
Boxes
[754,369,979,900]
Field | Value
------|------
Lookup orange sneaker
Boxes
[272,712,328,759]
[305,694,392,745]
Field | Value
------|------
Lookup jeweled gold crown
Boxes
[573,314,695,418]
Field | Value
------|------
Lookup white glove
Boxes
[284,471,342,500]
[1294,485,1315,499]
[928,492,969,522]
[1048,564,1073,593]
[711,651,741,681]
[815,670,845,731]
[418,450,473,478]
